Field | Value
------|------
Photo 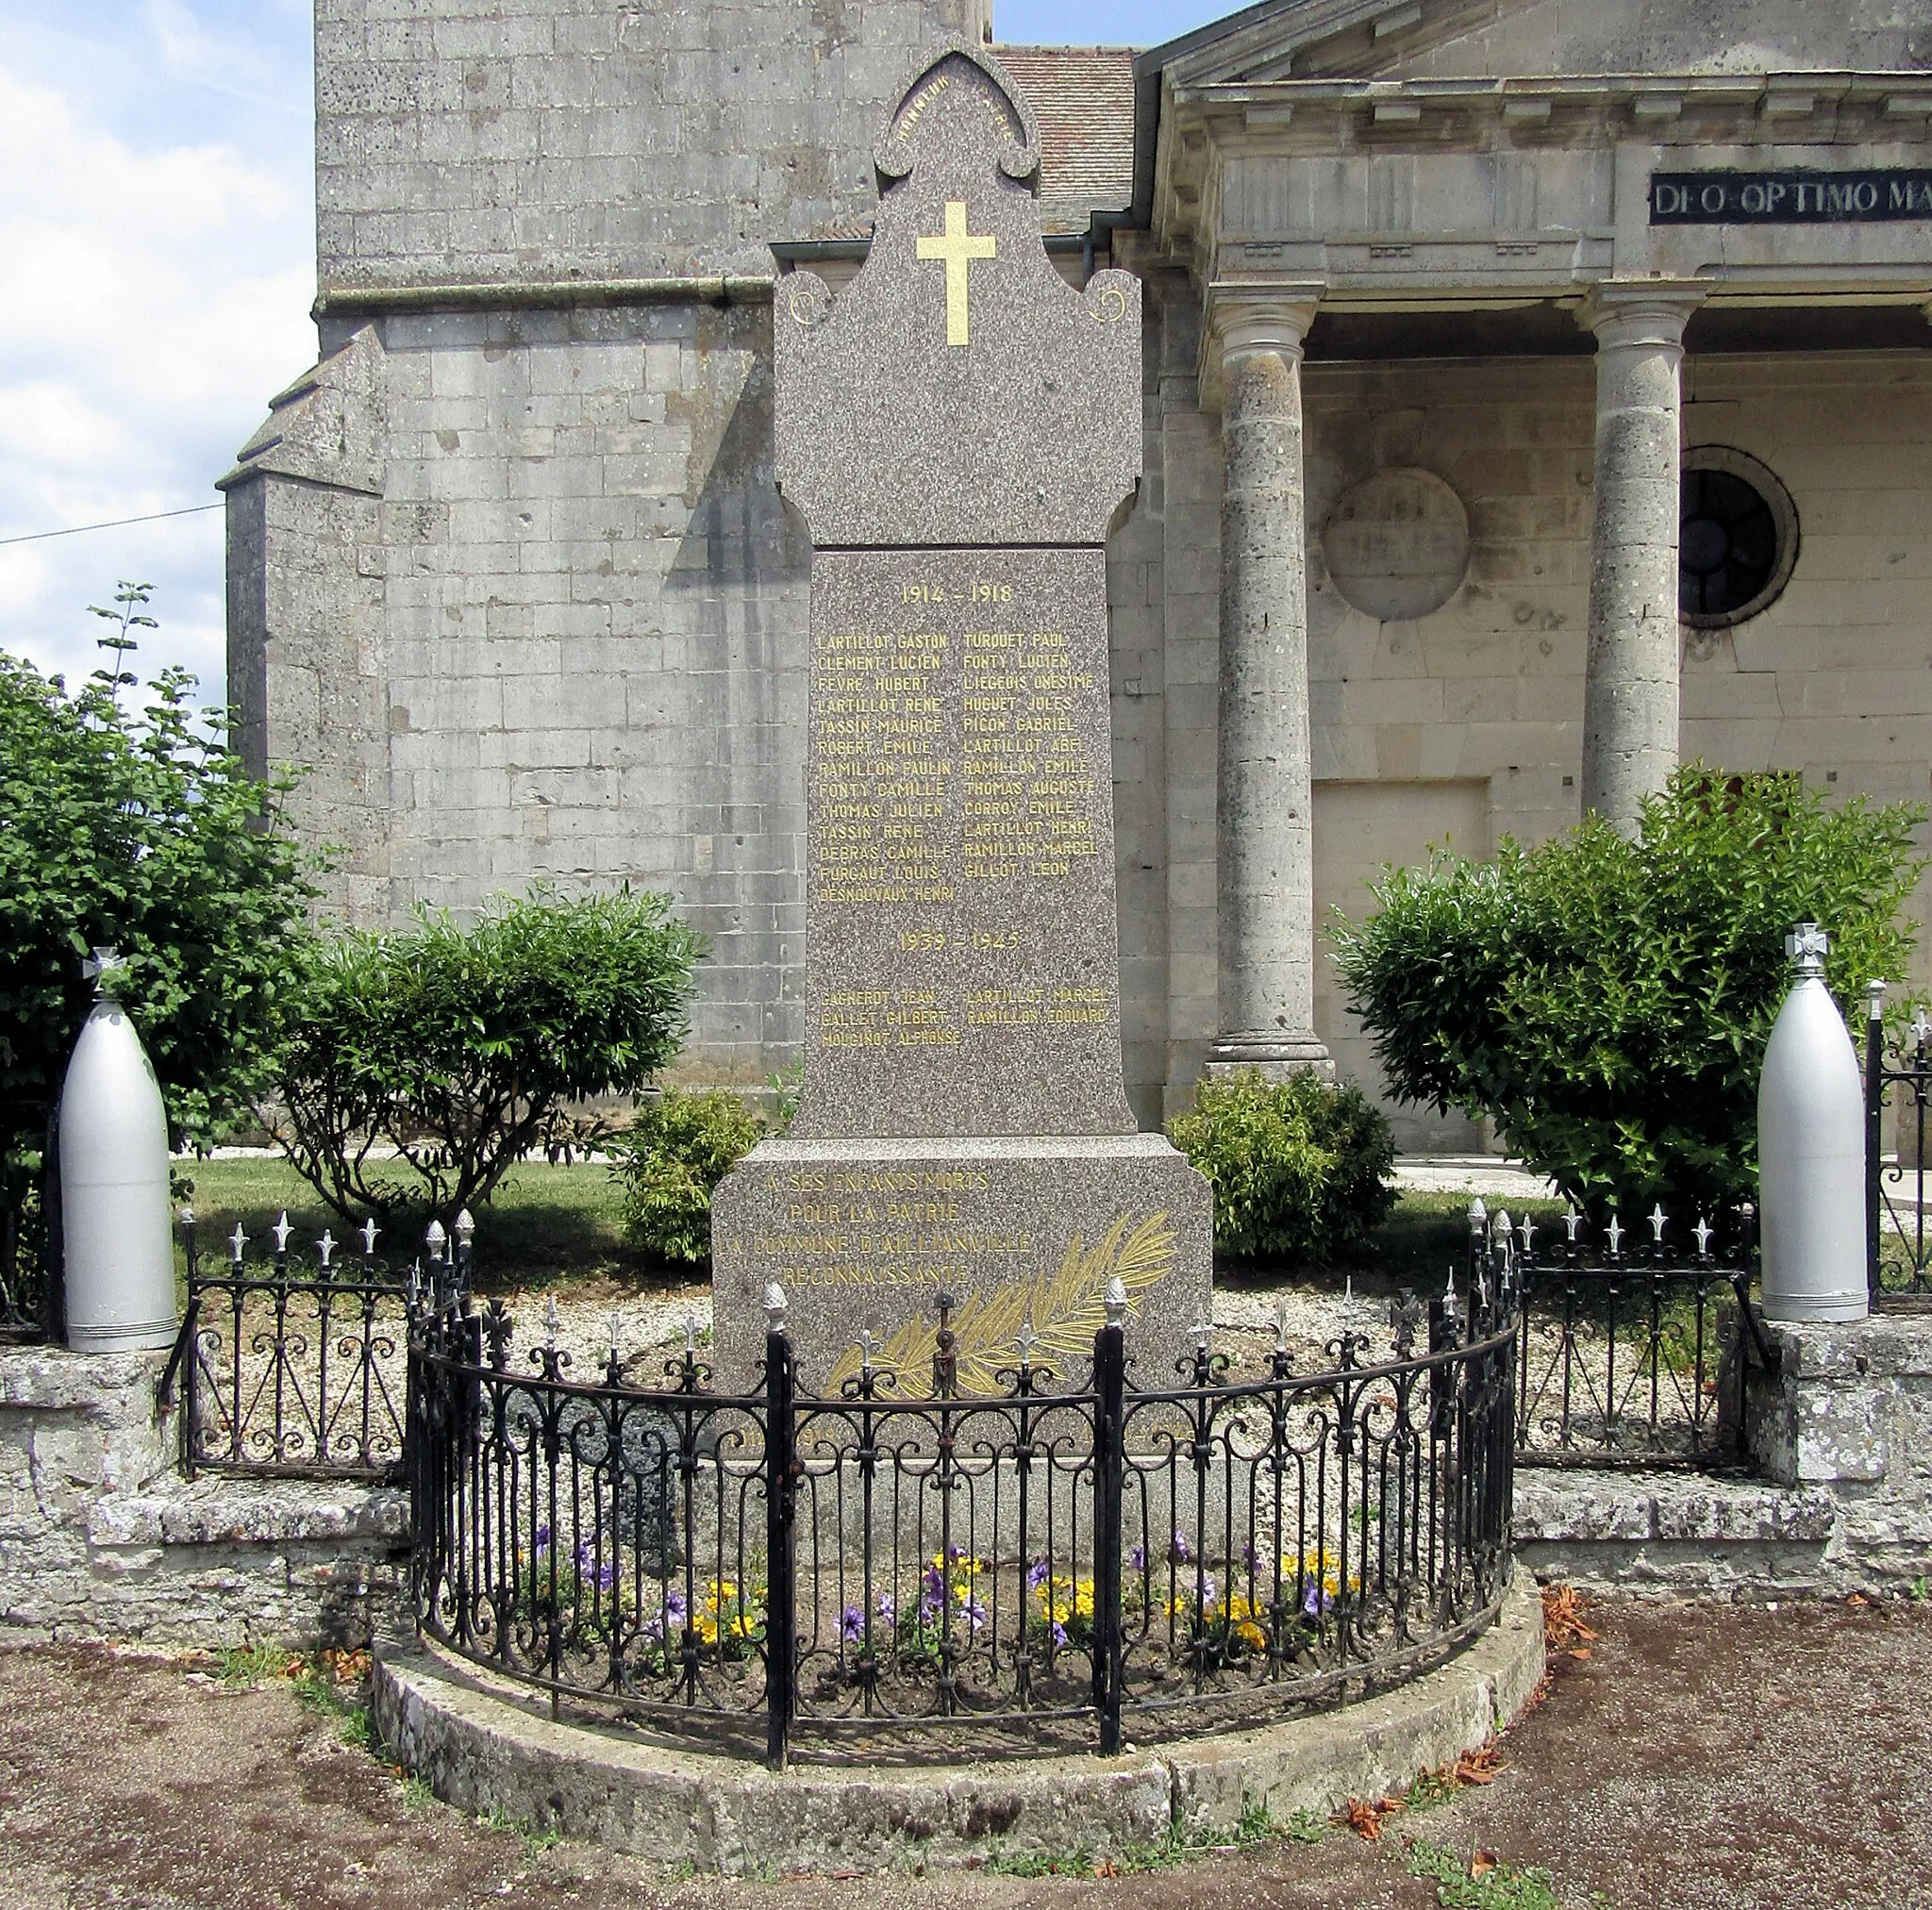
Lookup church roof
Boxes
[994,46,1139,227]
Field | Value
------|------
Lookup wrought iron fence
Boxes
[0,1177,52,1340]
[162,1209,468,1480]
[408,1277,1517,1768]
[1471,1199,1766,1468]
[1865,983,1932,1304]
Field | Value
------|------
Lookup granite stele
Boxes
[710,43,1212,1398]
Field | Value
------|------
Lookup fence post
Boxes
[1866,980,1886,1307]
[1091,1277,1127,1755]
[763,1283,797,1773]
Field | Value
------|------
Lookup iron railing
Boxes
[408,1279,1517,1769]
[1471,1200,1766,1469]
[0,1179,52,1340]
[163,1209,468,1481]
[1865,983,1932,1304]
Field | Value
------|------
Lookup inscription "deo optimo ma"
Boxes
[1651,169,1932,224]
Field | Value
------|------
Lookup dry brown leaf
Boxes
[1335,1796,1391,1841]
[1472,1851,1499,1877]
[1541,1583,1599,1653]
[1455,1745,1505,1786]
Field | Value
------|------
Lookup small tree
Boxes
[1329,766,1924,1214]
[265,889,704,1221]
[0,599,317,1187]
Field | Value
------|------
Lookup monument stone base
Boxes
[710,1133,1212,1398]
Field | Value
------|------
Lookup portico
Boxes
[1112,14,1932,1129]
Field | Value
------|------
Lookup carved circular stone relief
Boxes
[1321,467,1471,622]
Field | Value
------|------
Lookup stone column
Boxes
[1577,280,1707,832]
[1204,287,1329,1076]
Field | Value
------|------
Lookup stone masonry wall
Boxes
[0,1349,406,1651]
[314,0,993,291]
[359,299,809,1079]
[1516,1308,1932,1595]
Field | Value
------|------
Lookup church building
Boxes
[225,0,1932,1144]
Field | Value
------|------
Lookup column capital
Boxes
[1575,277,1712,350]
[1199,279,1324,410]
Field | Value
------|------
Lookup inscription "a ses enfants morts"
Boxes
[1652,169,1932,224]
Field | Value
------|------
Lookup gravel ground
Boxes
[0,1593,1924,1909]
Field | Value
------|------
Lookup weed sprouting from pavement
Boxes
[481,1806,563,1858]
[982,1791,1315,1877]
[1406,1839,1560,1910]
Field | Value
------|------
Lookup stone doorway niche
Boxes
[1313,778,1493,1154]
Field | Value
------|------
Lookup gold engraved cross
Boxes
[915,200,996,347]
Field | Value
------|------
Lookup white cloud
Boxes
[0,6,314,703]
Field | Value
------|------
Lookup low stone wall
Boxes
[1517,1308,1932,1594]
[0,1347,407,1650]
[373,1580,1547,1875]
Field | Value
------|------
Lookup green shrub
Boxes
[1328,765,1925,1215]
[610,1088,770,1263]
[1167,1069,1396,1264]
[264,888,703,1221]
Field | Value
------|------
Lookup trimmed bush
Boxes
[1167,1069,1396,1264]
[1328,765,1924,1214]
[265,888,703,1221]
[610,1088,770,1264]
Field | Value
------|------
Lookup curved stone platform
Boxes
[371,1578,1545,1875]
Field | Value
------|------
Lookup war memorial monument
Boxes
[709,45,1212,1393]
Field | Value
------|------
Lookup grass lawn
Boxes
[173,1155,658,1292]
[175,1157,1564,1297]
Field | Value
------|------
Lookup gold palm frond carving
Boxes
[823,1210,1176,1398]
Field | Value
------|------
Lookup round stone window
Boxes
[1321,468,1471,622]
[1679,447,1799,629]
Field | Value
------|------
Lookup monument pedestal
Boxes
[712,1133,1211,1396]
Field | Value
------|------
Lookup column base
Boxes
[1202,1035,1334,1081]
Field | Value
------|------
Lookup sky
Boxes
[0,0,1228,703]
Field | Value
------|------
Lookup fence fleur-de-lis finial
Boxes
[1563,1205,1582,1244]
[1273,1295,1291,1352]
[859,1326,877,1373]
[1693,1214,1714,1258]
[684,1313,700,1356]
[1648,1204,1668,1245]
[1520,1213,1537,1257]
[1606,1211,1624,1256]
[360,1218,379,1256]
[272,1211,293,1254]
[318,1230,336,1270]
[1014,1317,1037,1367]
[544,1293,559,1348]
[228,1223,247,1266]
